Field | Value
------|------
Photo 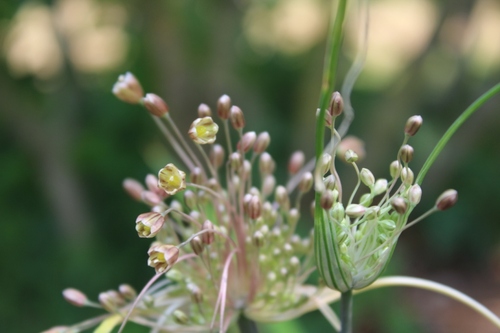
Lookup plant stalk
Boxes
[340,290,353,333]
[237,314,259,333]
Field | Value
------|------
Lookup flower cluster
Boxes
[46,72,326,333]
[314,94,457,292]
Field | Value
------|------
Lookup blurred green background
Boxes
[1,0,499,332]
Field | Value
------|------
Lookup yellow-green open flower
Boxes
[158,163,186,195]
[188,116,219,144]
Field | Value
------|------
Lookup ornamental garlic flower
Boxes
[314,92,458,292]
[52,73,327,333]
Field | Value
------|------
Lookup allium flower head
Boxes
[314,105,458,292]
[71,84,326,333]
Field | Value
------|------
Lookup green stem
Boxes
[237,314,259,333]
[315,0,348,161]
[340,290,353,333]
[416,83,500,185]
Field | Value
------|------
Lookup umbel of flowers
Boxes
[52,72,324,333]
[314,93,457,292]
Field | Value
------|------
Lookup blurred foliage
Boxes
[0,0,499,332]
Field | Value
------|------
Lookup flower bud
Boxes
[237,131,257,153]
[360,168,375,187]
[298,172,313,193]
[118,284,137,301]
[201,220,215,244]
[190,167,204,185]
[324,174,336,190]
[436,189,458,211]
[247,195,262,219]
[262,175,276,197]
[187,283,203,304]
[409,184,422,205]
[188,117,219,144]
[147,244,179,273]
[400,144,414,164]
[136,212,165,238]
[112,72,143,104]
[173,309,189,325]
[252,230,265,247]
[217,94,231,120]
[190,236,204,255]
[158,163,186,195]
[391,197,408,214]
[344,149,358,163]
[142,93,169,117]
[275,186,290,210]
[259,152,275,175]
[62,288,87,307]
[197,103,212,118]
[288,151,305,175]
[337,136,366,162]
[320,190,334,210]
[405,115,423,136]
[230,105,245,129]
[346,204,366,218]
[329,91,344,117]
[209,144,225,169]
[230,152,243,170]
[141,191,162,206]
[123,178,145,201]
[319,153,332,176]
[373,179,388,195]
[390,160,401,179]
[184,190,197,210]
[145,174,165,197]
[254,132,271,154]
[401,167,414,185]
[331,203,345,221]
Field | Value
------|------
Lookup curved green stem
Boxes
[416,83,500,185]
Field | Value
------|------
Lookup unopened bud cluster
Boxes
[315,95,457,292]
